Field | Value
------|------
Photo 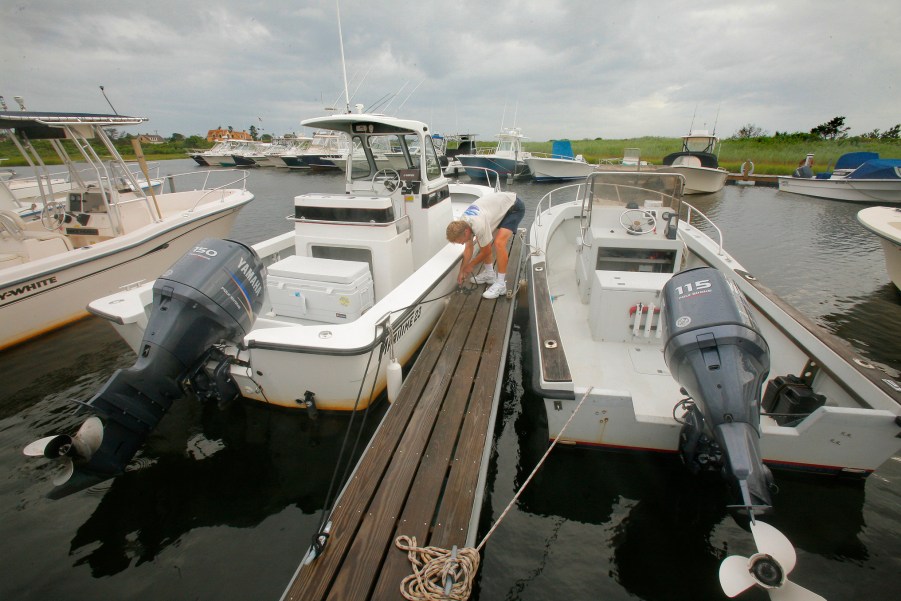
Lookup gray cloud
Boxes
[3,0,899,141]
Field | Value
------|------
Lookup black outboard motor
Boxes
[661,267,774,513]
[25,239,266,498]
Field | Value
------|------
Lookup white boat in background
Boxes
[29,112,501,498]
[257,136,313,168]
[0,109,254,351]
[525,139,594,182]
[458,127,532,180]
[658,130,728,194]
[858,206,901,291]
[281,130,351,170]
[526,170,900,597]
[779,152,901,204]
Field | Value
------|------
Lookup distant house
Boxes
[206,129,252,142]
[138,134,166,144]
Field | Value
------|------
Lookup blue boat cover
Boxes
[551,139,574,160]
[847,159,901,180]
[834,151,879,170]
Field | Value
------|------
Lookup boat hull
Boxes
[658,165,728,194]
[0,191,252,350]
[458,155,531,180]
[525,156,594,182]
[857,206,901,290]
[779,177,901,203]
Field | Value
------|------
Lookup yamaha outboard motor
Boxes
[662,267,774,513]
[24,239,266,498]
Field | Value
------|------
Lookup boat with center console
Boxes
[526,170,900,598]
[25,112,499,498]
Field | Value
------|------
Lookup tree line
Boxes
[732,116,901,141]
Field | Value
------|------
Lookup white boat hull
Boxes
[525,156,594,182]
[779,176,901,204]
[0,191,252,350]
[659,165,728,194]
[858,206,901,291]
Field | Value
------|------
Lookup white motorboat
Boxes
[458,127,532,180]
[525,139,594,182]
[0,110,254,351]
[59,113,498,497]
[527,170,900,597]
[858,206,901,291]
[257,136,313,168]
[657,130,728,194]
[528,169,900,483]
[779,152,901,204]
[280,130,351,170]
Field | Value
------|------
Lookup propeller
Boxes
[23,417,104,486]
[719,520,825,600]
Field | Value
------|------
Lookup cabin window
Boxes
[423,135,441,180]
[596,248,676,273]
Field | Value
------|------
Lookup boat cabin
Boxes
[266,114,456,323]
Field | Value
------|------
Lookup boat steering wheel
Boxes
[41,201,67,231]
[619,209,657,235]
[371,169,401,195]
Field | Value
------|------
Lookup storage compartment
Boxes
[266,255,374,323]
[762,374,827,426]
[589,271,670,342]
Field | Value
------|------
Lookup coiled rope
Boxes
[394,386,594,600]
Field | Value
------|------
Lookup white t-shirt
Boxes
[460,191,516,247]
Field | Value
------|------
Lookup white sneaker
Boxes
[471,270,496,285]
[482,281,507,299]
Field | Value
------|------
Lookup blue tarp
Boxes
[848,159,901,180]
[551,139,574,160]
[834,151,879,170]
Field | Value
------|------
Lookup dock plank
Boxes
[532,260,572,382]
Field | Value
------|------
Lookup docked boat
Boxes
[779,152,901,203]
[858,206,901,291]
[457,127,532,180]
[525,139,594,182]
[526,170,900,597]
[0,110,255,351]
[658,130,728,194]
[257,136,313,168]
[281,130,351,170]
[29,113,499,498]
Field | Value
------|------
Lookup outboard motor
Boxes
[24,239,266,498]
[661,267,774,513]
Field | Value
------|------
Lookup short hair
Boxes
[446,220,469,242]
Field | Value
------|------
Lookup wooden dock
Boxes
[726,172,780,187]
[280,234,524,601]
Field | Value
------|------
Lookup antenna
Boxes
[395,79,424,113]
[712,104,721,136]
[99,86,118,114]
[336,1,351,113]
[688,104,697,134]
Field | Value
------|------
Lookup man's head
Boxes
[446,220,471,244]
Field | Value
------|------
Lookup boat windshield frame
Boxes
[581,171,685,211]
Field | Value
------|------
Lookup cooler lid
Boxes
[268,255,370,284]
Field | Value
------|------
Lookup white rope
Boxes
[395,387,594,600]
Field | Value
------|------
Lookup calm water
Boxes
[0,160,898,601]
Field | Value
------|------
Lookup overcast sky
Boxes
[3,0,899,142]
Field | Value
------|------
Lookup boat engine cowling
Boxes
[28,239,266,498]
[661,267,774,511]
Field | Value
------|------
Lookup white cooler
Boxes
[266,255,374,323]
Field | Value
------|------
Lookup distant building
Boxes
[138,134,166,144]
[206,129,252,142]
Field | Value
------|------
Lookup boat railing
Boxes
[534,182,585,227]
[528,151,583,162]
[462,166,503,190]
[154,168,251,211]
[680,201,724,254]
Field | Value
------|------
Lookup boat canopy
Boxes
[302,114,427,136]
[551,140,575,160]
[834,151,879,171]
[848,159,901,180]
[0,111,146,139]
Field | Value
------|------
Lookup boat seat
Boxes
[0,209,74,253]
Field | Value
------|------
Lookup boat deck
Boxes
[280,234,523,601]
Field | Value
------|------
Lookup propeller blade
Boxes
[768,579,826,601]
[23,436,61,457]
[52,458,74,486]
[719,555,757,598]
[751,521,797,574]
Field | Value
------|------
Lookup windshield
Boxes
[584,172,684,211]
